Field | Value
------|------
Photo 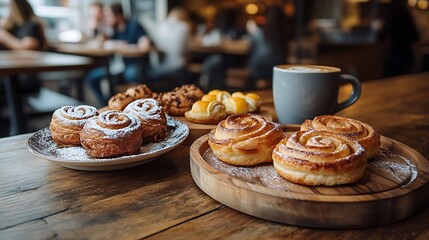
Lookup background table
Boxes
[53,42,151,58]
[0,50,95,135]
[52,42,151,97]
[0,72,429,239]
[189,38,250,55]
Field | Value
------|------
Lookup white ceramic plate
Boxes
[27,117,189,171]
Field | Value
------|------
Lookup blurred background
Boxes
[1,0,428,136]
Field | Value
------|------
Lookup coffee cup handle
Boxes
[337,74,361,111]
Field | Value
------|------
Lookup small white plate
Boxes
[27,117,189,171]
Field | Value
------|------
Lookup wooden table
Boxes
[1,73,429,239]
[52,42,151,97]
[0,50,95,135]
[53,42,150,59]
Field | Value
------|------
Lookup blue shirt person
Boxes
[84,3,151,106]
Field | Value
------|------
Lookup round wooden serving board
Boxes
[190,130,429,229]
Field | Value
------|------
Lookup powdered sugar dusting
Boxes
[84,111,141,140]
[203,145,416,195]
[53,105,98,127]
[124,98,164,121]
[368,148,416,183]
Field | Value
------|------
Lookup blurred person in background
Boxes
[149,7,190,80]
[383,0,419,77]
[0,0,47,96]
[0,0,46,50]
[197,17,222,46]
[85,1,108,41]
[84,3,151,106]
[246,5,287,88]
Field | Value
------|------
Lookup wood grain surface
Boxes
[1,73,429,239]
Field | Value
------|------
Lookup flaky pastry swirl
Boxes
[208,113,283,166]
[124,98,168,143]
[272,130,366,186]
[301,115,380,159]
[50,105,98,146]
[80,110,142,158]
[185,100,228,124]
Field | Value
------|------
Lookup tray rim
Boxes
[190,133,429,203]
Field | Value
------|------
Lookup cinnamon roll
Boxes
[108,93,134,111]
[301,115,380,159]
[272,130,366,186]
[208,113,283,166]
[124,98,168,143]
[185,100,228,124]
[80,111,143,158]
[125,84,153,99]
[50,105,98,146]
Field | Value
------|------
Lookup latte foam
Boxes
[287,66,329,72]
[276,65,339,73]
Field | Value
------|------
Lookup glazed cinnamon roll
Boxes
[208,113,283,166]
[272,130,366,186]
[301,115,380,159]
[50,105,98,146]
[80,111,143,158]
[185,100,228,124]
[124,98,168,143]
